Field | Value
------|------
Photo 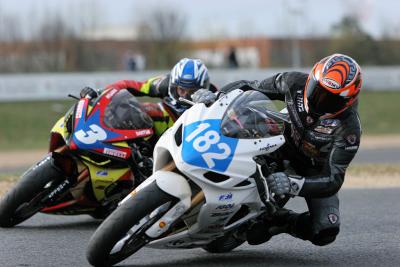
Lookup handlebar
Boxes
[178,97,195,106]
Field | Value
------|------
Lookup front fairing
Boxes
[70,89,154,161]
[153,89,285,189]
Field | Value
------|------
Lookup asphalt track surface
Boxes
[353,147,400,164]
[0,188,399,267]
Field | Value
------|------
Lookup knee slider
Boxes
[311,227,339,246]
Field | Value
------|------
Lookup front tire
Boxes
[86,182,175,266]
[0,156,63,227]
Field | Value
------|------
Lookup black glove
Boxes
[191,89,217,105]
[80,87,98,99]
[266,172,305,198]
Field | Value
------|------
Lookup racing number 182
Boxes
[185,123,231,168]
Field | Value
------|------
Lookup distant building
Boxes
[2,37,400,72]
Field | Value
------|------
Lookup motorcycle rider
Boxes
[204,54,362,246]
[81,58,217,138]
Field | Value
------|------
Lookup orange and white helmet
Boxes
[304,54,362,118]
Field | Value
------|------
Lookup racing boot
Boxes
[268,210,313,240]
[246,219,273,245]
[246,208,308,245]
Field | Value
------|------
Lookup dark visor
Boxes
[306,76,348,116]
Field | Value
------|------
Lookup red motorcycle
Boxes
[0,88,155,227]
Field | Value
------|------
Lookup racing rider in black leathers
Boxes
[209,54,363,246]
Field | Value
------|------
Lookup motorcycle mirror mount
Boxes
[68,94,80,100]
[179,97,195,106]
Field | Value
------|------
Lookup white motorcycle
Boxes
[86,89,290,266]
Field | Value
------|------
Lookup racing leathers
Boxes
[220,71,362,246]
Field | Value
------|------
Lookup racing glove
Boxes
[191,89,217,105]
[80,86,99,99]
[266,172,305,198]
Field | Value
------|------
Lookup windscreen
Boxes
[103,89,153,130]
[220,91,285,139]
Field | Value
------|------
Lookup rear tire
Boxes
[86,182,175,266]
[0,156,63,227]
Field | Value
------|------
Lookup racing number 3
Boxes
[75,124,107,144]
[185,123,231,168]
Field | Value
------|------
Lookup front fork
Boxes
[39,146,88,207]
[120,161,203,239]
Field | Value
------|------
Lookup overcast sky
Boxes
[1,0,399,39]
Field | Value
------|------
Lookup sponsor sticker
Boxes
[345,145,359,151]
[75,100,85,119]
[322,78,341,89]
[309,131,332,141]
[105,89,118,99]
[259,143,277,152]
[314,126,334,134]
[320,119,339,127]
[136,129,152,137]
[103,147,127,158]
[296,92,305,112]
[328,213,339,224]
[346,134,357,145]
[216,203,235,210]
[96,170,108,177]
[218,192,233,201]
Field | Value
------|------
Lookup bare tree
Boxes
[136,8,188,69]
[30,13,76,71]
[0,8,25,72]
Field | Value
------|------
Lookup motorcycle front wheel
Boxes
[86,181,176,267]
[0,156,63,227]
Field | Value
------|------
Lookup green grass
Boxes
[0,100,75,150]
[0,92,398,151]
[358,91,400,134]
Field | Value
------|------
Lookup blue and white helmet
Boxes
[169,58,210,102]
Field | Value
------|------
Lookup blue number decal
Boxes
[182,120,238,172]
[73,109,120,150]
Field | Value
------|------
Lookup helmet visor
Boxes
[306,75,348,116]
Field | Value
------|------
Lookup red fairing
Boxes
[95,93,153,141]
[71,89,153,160]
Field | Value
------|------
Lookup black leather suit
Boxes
[220,72,362,246]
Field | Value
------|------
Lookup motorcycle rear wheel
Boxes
[0,156,63,227]
[86,181,175,267]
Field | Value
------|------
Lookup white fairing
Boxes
[142,90,285,248]
[154,90,284,186]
